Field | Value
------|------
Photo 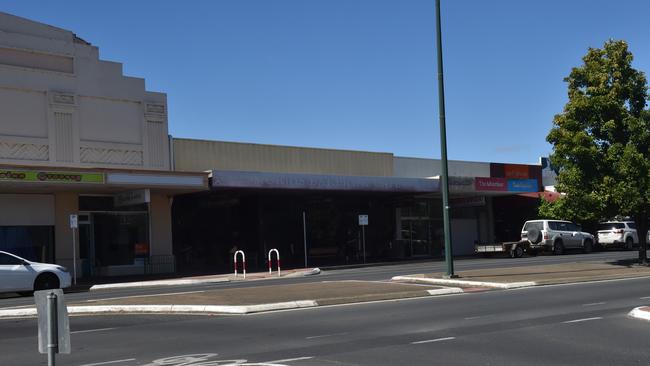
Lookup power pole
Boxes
[435,0,456,278]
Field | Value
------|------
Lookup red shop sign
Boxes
[475,177,507,191]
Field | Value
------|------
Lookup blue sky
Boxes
[2,0,649,164]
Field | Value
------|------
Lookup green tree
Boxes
[543,40,650,263]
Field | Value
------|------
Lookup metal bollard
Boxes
[47,292,58,366]
[268,249,280,277]
[234,250,246,279]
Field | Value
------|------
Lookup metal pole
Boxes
[302,211,308,268]
[436,0,456,278]
[72,228,77,285]
[362,225,366,264]
[47,292,58,366]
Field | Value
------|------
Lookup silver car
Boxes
[521,219,595,255]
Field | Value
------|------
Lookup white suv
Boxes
[597,221,650,250]
[0,251,71,296]
[521,220,596,255]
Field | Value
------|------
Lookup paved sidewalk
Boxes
[0,281,463,318]
[392,260,650,288]
[87,267,321,291]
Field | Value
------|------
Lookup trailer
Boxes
[474,240,532,258]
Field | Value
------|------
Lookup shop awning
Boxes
[210,170,439,193]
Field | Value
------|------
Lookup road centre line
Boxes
[411,337,455,344]
[71,327,116,334]
[306,332,348,339]
[264,356,314,363]
[78,358,136,366]
[562,317,603,324]
[85,290,206,302]
[582,302,606,306]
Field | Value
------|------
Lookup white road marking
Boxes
[582,302,605,306]
[306,332,348,339]
[464,316,484,320]
[562,317,603,324]
[411,336,456,344]
[85,290,206,302]
[78,358,136,366]
[264,356,314,363]
[640,296,650,300]
[71,327,115,334]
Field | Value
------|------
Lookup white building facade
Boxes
[0,13,206,278]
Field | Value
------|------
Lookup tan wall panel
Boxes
[149,192,172,257]
[173,139,394,177]
[54,192,78,271]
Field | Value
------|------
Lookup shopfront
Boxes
[0,165,207,278]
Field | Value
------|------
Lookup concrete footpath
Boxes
[87,267,322,290]
[0,281,463,318]
[5,259,650,319]
[393,260,650,288]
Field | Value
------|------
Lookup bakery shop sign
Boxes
[0,169,104,184]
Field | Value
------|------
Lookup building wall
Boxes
[393,156,492,178]
[173,138,394,177]
[149,192,173,257]
[0,12,170,171]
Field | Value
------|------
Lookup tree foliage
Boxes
[542,40,650,262]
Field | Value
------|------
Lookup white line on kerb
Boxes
[71,327,116,334]
[411,337,456,344]
[78,358,136,366]
[582,302,606,307]
[562,317,603,324]
[306,332,348,339]
[264,356,314,363]
[86,290,206,303]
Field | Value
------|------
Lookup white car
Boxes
[597,222,638,249]
[0,251,71,295]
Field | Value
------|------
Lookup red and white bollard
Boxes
[234,250,246,279]
[268,248,280,277]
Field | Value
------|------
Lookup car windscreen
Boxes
[598,223,625,231]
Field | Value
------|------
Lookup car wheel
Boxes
[34,273,60,291]
[512,246,524,258]
[583,240,593,254]
[553,241,564,255]
[625,237,634,250]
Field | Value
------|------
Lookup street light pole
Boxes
[435,0,456,278]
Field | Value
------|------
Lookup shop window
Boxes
[0,226,54,262]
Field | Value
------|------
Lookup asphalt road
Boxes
[0,249,639,308]
[3,270,650,365]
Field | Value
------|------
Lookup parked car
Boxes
[597,221,650,250]
[521,219,595,255]
[0,251,71,296]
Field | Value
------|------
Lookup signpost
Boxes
[35,289,70,366]
[303,211,308,268]
[69,214,78,285]
[358,214,368,263]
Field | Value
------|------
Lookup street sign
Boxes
[69,214,78,229]
[358,214,368,226]
[35,289,70,355]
